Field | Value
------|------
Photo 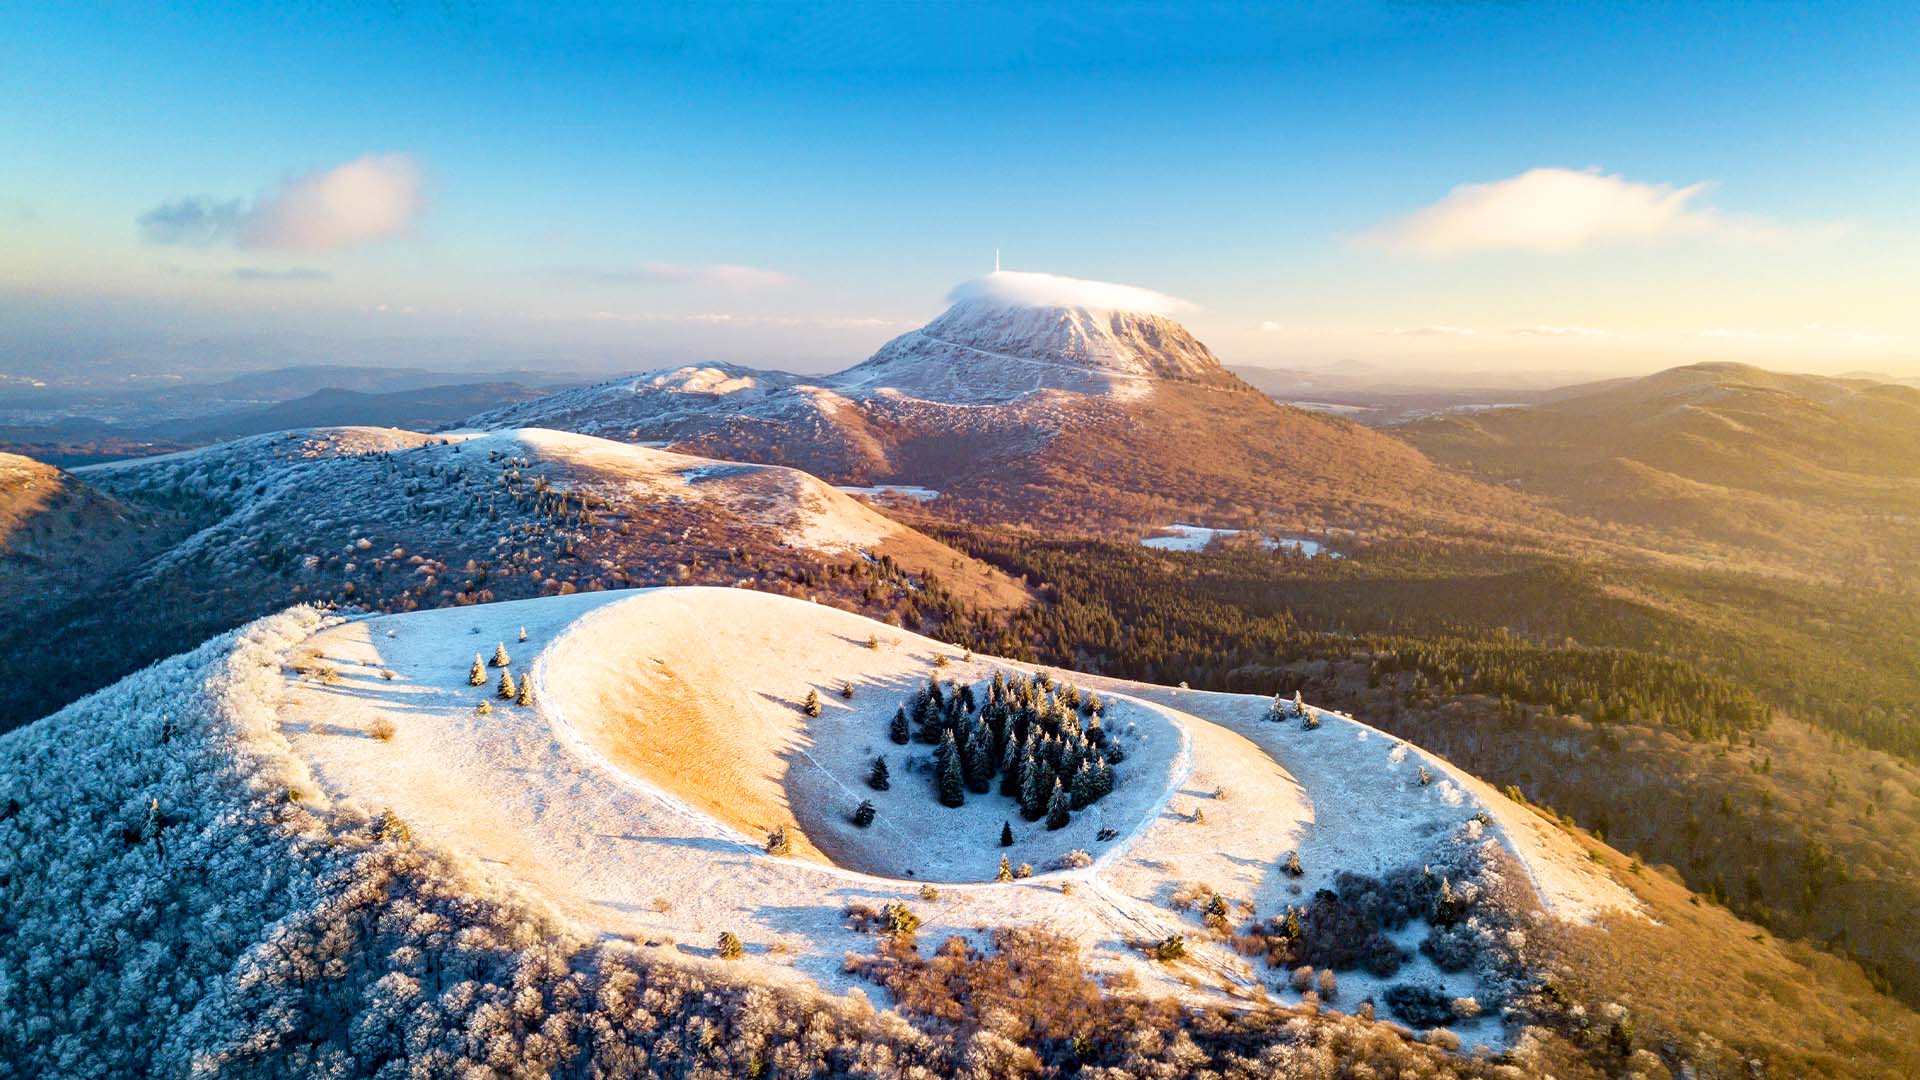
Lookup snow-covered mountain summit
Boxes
[838,284,1230,401]
[458,269,1505,532]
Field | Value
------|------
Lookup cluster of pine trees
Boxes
[891,670,1120,830]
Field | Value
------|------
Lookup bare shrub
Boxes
[1169,881,1216,911]
[1054,848,1093,870]
[367,716,395,742]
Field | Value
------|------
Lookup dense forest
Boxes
[913,528,1920,1006]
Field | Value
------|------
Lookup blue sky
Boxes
[4,2,1917,374]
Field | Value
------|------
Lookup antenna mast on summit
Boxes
[994,248,1000,273]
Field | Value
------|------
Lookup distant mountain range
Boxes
[0,369,566,465]
[465,274,1536,540]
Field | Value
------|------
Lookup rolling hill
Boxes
[0,427,1026,734]
[1397,362,1920,580]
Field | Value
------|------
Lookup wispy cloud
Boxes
[1257,320,1285,333]
[1390,324,1478,337]
[1512,325,1606,337]
[230,266,332,282]
[569,263,796,289]
[576,311,896,329]
[139,198,247,246]
[138,152,424,252]
[1359,167,1844,256]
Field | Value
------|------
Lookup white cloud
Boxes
[948,270,1195,314]
[1359,167,1835,256]
[1512,325,1606,337]
[139,152,424,253]
[1390,324,1478,337]
[239,153,423,251]
[1258,320,1285,333]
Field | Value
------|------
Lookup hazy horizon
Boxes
[6,3,1919,381]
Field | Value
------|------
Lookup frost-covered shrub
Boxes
[1170,881,1217,911]
[1384,982,1455,1027]
[368,715,396,741]
[1055,848,1093,870]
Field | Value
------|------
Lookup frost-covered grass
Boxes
[0,597,1597,1079]
[257,586,1635,1046]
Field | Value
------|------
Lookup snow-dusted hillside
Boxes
[2,426,1028,738]
[243,587,1631,1042]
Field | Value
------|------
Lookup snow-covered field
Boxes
[1142,523,1341,558]
[271,586,1634,1036]
[834,484,942,502]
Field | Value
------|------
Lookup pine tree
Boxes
[889,707,910,745]
[839,680,854,700]
[999,735,1025,797]
[852,800,876,828]
[935,730,966,808]
[492,642,511,668]
[1045,781,1071,831]
[516,676,534,707]
[802,689,821,718]
[963,718,994,794]
[868,755,891,791]
[766,825,792,856]
[1000,820,1014,848]
[497,669,517,700]
[468,654,487,686]
[518,626,528,643]
[1019,749,1047,821]
[1070,760,1096,809]
[996,854,1014,882]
